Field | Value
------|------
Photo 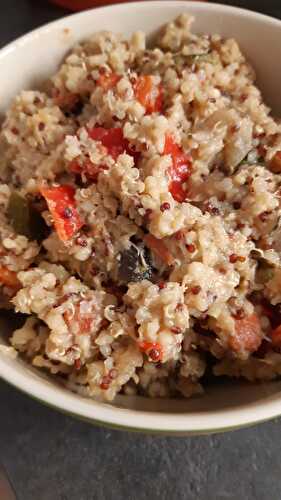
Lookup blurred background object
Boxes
[48,0,281,19]
[50,0,206,11]
[50,0,144,9]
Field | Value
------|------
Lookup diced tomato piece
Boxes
[139,341,163,361]
[69,128,140,182]
[164,135,183,158]
[97,72,121,91]
[52,89,79,110]
[69,158,108,182]
[75,316,92,334]
[40,185,83,242]
[0,266,21,290]
[230,314,262,353]
[64,305,92,334]
[270,325,281,348]
[134,76,163,114]
[68,160,86,176]
[164,135,192,203]
[88,127,128,161]
[88,127,139,162]
[144,234,175,266]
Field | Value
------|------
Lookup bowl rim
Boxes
[2,357,281,435]
[1,0,281,434]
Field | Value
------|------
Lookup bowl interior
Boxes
[1,1,281,433]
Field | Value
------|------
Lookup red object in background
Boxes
[50,0,141,10]
[51,0,207,11]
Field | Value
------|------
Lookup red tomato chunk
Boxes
[40,185,83,242]
[69,127,139,182]
[69,158,108,182]
[164,135,192,203]
[88,127,130,160]
[139,341,163,362]
[0,266,21,290]
[97,72,121,91]
[144,234,175,266]
[230,314,262,353]
[134,76,163,114]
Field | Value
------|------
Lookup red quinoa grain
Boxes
[74,359,81,370]
[232,309,246,320]
[175,230,184,240]
[100,375,111,390]
[176,303,184,311]
[259,211,270,222]
[149,347,162,362]
[171,326,182,334]
[186,244,196,253]
[76,237,88,247]
[160,202,171,212]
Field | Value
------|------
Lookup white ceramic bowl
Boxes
[1,1,281,435]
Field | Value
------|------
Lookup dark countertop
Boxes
[1,1,281,499]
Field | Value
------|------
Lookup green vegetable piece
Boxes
[7,192,46,241]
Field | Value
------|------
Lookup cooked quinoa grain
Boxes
[1,14,281,401]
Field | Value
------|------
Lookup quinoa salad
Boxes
[2,14,281,402]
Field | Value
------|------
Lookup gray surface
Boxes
[1,1,281,499]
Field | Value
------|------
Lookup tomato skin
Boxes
[88,127,128,161]
[144,234,175,266]
[52,88,80,111]
[97,73,163,114]
[40,185,83,242]
[0,266,21,290]
[69,158,108,182]
[97,72,163,114]
[97,72,120,91]
[98,73,163,114]
[164,135,192,203]
[139,341,163,361]
[230,314,262,353]
[69,127,139,182]
[134,76,163,114]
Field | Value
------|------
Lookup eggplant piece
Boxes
[7,192,47,242]
[118,244,152,283]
